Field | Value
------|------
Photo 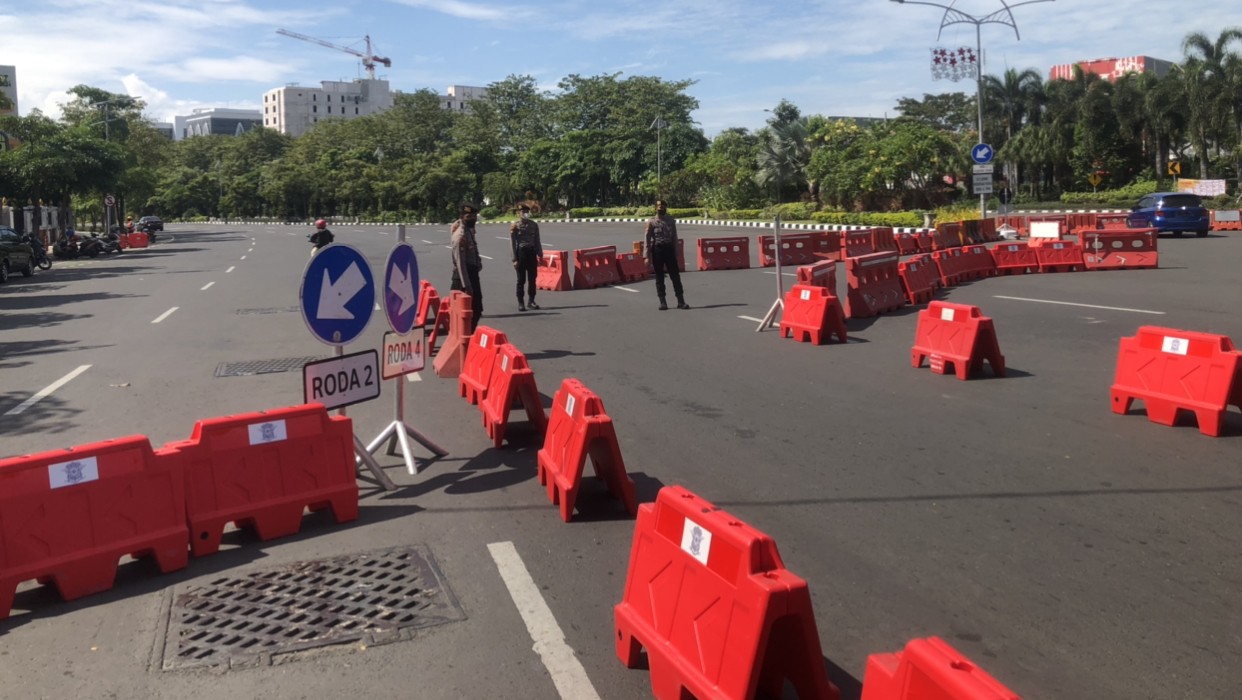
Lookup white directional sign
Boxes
[382,331,425,379]
[973,174,994,195]
[303,350,381,410]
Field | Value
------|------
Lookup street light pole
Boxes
[650,115,668,196]
[890,0,1053,220]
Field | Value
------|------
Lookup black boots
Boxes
[527,298,540,309]
[676,296,690,310]
[658,297,668,310]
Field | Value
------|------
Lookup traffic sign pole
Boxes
[363,223,448,475]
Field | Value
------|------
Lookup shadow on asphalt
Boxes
[0,290,141,310]
[0,501,424,636]
[0,310,94,332]
[0,393,82,439]
[0,339,112,371]
[525,349,599,362]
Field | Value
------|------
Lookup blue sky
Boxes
[2,0,1240,136]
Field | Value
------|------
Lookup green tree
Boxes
[895,92,976,134]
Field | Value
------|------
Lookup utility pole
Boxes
[650,116,668,196]
[890,0,1053,220]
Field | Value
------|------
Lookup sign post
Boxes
[362,226,448,474]
[971,144,993,218]
[756,214,785,332]
[299,243,396,490]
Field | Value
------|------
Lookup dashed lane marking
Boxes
[992,295,1165,315]
[152,307,179,324]
[4,365,92,416]
[201,281,216,291]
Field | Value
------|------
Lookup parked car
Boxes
[1130,192,1210,237]
[0,225,35,283]
[138,215,164,232]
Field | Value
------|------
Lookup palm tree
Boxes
[1180,28,1242,176]
[754,119,811,204]
[984,68,1044,190]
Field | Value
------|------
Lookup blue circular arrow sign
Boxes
[300,243,375,346]
[383,243,420,335]
[971,143,994,165]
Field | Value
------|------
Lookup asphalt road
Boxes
[1,220,1240,700]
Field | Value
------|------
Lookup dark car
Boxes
[138,215,164,232]
[1130,192,1210,237]
[0,225,34,283]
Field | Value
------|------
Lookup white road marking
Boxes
[4,365,92,416]
[762,271,796,277]
[480,254,494,260]
[240,255,247,260]
[738,315,765,323]
[248,248,253,252]
[226,266,236,273]
[612,285,640,293]
[201,281,216,291]
[380,231,391,235]
[421,240,436,245]
[374,302,381,311]
[487,542,602,700]
[405,373,423,382]
[152,307,179,324]
[992,295,1165,315]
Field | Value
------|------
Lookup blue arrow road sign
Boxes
[383,243,420,335]
[300,243,375,346]
[971,143,994,165]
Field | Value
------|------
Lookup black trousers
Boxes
[515,247,538,301]
[651,245,683,299]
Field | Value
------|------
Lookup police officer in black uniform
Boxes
[643,199,689,310]
[510,204,543,312]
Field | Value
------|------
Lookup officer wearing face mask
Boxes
[451,203,484,330]
[510,204,543,312]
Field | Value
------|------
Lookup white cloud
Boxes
[385,0,511,22]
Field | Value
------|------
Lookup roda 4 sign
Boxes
[302,350,381,410]
[382,331,425,379]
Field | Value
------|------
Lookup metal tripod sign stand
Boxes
[756,215,785,332]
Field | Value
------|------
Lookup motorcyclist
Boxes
[308,219,334,254]
[125,216,135,234]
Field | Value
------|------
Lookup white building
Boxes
[440,85,488,112]
[180,108,263,138]
[262,78,394,137]
[0,65,17,116]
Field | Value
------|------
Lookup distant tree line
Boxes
[1,28,1238,224]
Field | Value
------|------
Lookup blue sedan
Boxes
[1130,192,1210,237]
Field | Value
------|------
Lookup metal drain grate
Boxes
[159,546,464,670]
[236,306,300,315]
[214,357,323,377]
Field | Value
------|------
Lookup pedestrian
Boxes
[308,218,334,256]
[510,204,543,311]
[451,203,484,330]
[643,199,689,310]
[998,182,1014,215]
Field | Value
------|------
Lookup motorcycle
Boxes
[99,229,123,255]
[140,222,158,243]
[53,236,80,260]
[78,234,104,258]
[21,233,53,270]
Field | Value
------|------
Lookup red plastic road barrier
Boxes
[894,231,921,255]
[911,301,1006,380]
[861,637,1020,700]
[433,291,473,378]
[1081,229,1159,270]
[796,259,837,291]
[979,218,998,242]
[536,378,636,522]
[841,229,876,259]
[415,280,439,328]
[757,232,820,266]
[779,284,848,345]
[1035,240,1084,273]
[0,437,189,618]
[614,485,839,700]
[813,230,842,261]
[959,245,997,280]
[426,296,452,357]
[128,231,150,248]
[845,252,906,319]
[1094,213,1133,230]
[616,252,652,282]
[697,236,751,270]
[932,222,961,250]
[480,344,548,448]
[915,231,935,253]
[536,250,573,291]
[898,255,938,305]
[168,404,358,557]
[574,245,621,289]
[1111,326,1242,436]
[1210,209,1242,231]
[989,243,1039,276]
[458,325,510,405]
[932,248,966,287]
[869,226,898,253]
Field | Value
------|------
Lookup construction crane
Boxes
[276,29,392,80]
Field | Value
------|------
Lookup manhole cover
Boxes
[159,546,464,670]
[236,306,300,315]
[214,357,323,377]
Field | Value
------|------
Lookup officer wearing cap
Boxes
[451,203,484,330]
[510,204,543,312]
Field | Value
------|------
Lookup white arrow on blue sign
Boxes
[383,243,420,335]
[971,143,994,165]
[300,243,375,346]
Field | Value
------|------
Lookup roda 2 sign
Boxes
[302,350,381,410]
